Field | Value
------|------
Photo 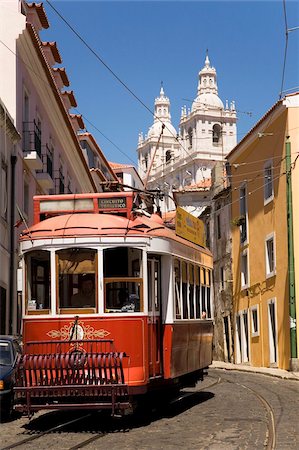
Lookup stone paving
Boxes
[1,368,298,449]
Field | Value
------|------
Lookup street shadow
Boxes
[21,390,214,434]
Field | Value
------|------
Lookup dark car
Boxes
[0,335,22,421]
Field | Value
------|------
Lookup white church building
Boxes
[137,54,237,214]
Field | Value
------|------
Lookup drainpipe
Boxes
[286,138,297,366]
[9,154,17,335]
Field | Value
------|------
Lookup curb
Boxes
[210,362,299,382]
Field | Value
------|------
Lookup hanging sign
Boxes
[175,207,206,247]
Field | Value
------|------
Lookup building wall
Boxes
[229,108,291,369]
[0,101,20,334]
[0,2,96,334]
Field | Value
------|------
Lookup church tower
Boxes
[137,55,237,213]
[137,85,180,210]
[179,54,237,182]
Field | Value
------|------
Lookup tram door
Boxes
[147,257,162,377]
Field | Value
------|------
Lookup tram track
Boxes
[207,372,276,450]
[0,412,95,450]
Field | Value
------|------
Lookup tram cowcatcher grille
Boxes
[14,340,130,416]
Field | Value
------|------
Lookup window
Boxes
[264,161,273,203]
[240,185,247,244]
[212,124,221,144]
[182,261,188,318]
[189,264,195,319]
[217,213,221,239]
[144,154,148,170]
[220,266,225,291]
[23,89,30,152]
[241,250,249,288]
[104,247,142,313]
[24,181,29,217]
[1,161,8,220]
[188,127,193,148]
[206,222,210,249]
[250,306,259,337]
[57,248,97,311]
[173,260,212,320]
[174,259,181,319]
[165,150,172,163]
[25,250,50,312]
[265,233,275,277]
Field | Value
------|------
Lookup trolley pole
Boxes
[286,138,297,368]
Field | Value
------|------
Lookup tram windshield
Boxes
[104,247,143,313]
[57,248,97,309]
[25,250,50,312]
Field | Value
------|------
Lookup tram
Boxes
[14,191,213,417]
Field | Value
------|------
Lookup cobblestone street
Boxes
[1,369,298,450]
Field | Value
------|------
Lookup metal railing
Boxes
[22,120,42,158]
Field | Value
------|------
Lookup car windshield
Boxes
[0,341,13,366]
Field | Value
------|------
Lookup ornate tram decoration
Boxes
[46,321,111,340]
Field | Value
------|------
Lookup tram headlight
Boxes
[0,380,4,390]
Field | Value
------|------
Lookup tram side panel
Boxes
[163,321,213,379]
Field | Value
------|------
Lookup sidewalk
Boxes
[210,360,299,381]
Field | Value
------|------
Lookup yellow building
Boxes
[227,93,299,371]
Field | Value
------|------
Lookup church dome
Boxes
[192,92,224,111]
[148,120,177,138]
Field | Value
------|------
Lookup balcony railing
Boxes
[22,120,42,158]
[55,168,65,194]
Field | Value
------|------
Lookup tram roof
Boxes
[20,212,211,255]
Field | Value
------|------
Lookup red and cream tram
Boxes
[14,192,213,416]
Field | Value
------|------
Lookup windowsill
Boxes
[59,307,96,314]
[266,272,276,280]
[251,332,260,338]
[264,195,274,206]
[26,309,50,315]
[241,285,249,292]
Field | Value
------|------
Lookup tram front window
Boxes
[105,281,141,312]
[25,250,50,312]
[104,247,143,313]
[57,248,97,309]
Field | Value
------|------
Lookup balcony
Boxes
[55,168,65,194]
[36,144,54,190]
[22,120,43,170]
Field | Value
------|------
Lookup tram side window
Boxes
[25,250,50,312]
[195,266,201,319]
[57,248,97,309]
[104,247,142,313]
[174,259,181,319]
[182,261,188,319]
[201,268,206,317]
[206,270,212,318]
[189,264,195,319]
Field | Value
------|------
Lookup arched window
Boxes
[144,154,148,170]
[188,127,193,148]
[165,150,172,163]
[213,124,221,144]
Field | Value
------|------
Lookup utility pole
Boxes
[286,137,298,369]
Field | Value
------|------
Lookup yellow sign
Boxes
[175,207,206,247]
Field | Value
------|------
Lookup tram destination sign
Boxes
[98,197,127,209]
[175,207,206,247]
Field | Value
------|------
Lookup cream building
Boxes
[0,1,114,334]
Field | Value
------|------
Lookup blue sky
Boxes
[41,1,299,166]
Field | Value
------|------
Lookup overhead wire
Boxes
[44,0,238,179]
